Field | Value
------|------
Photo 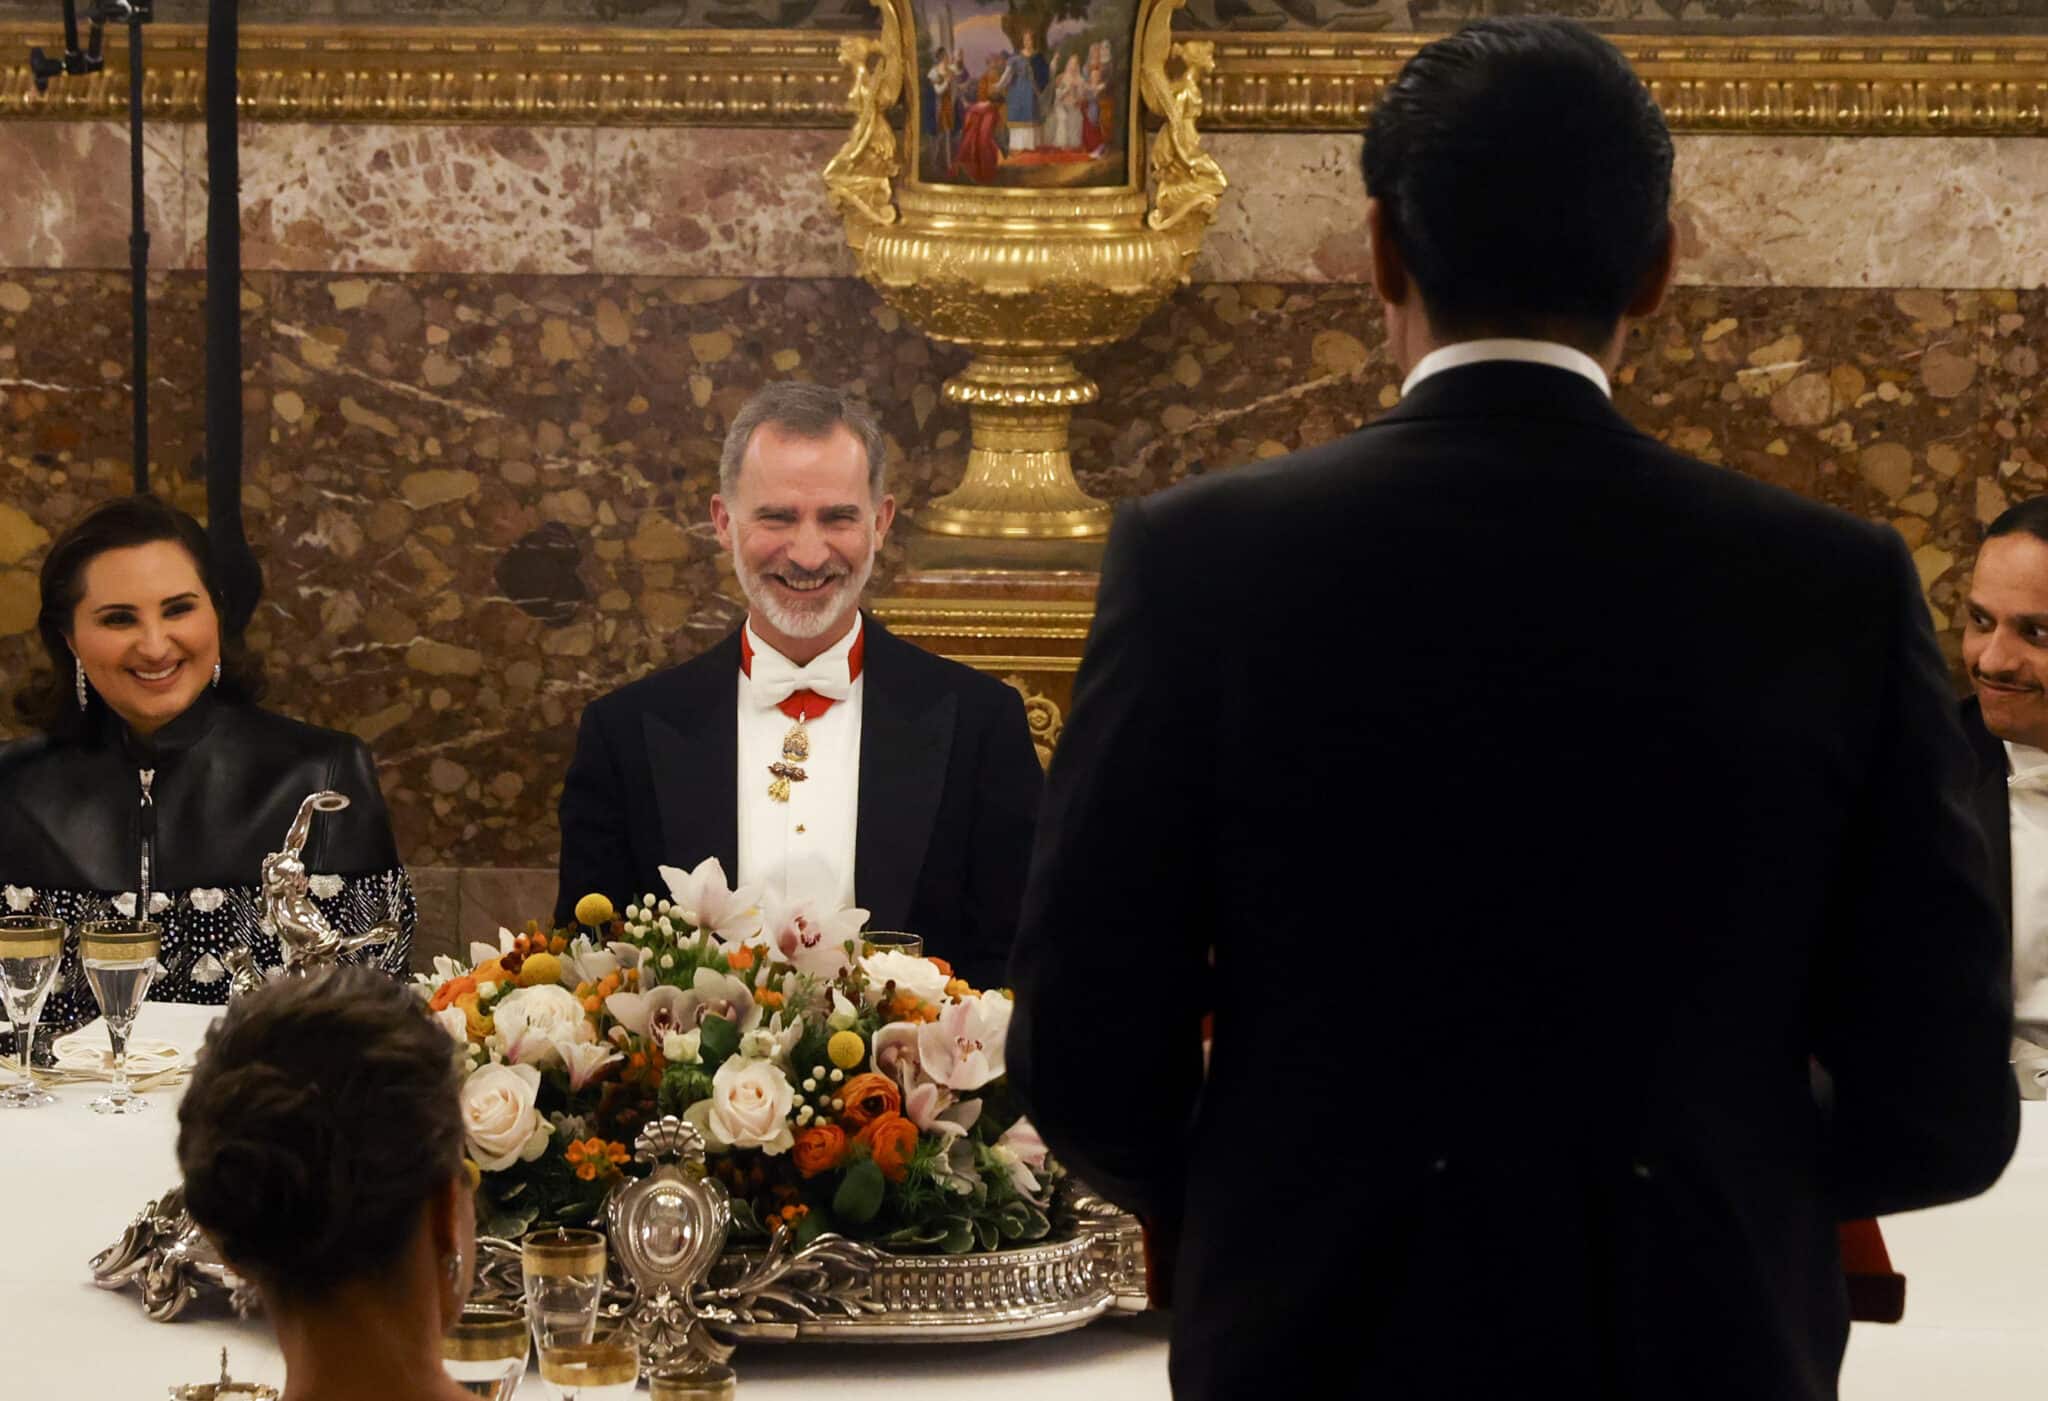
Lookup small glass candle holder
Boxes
[441,1303,530,1401]
[537,1339,638,1401]
[521,1227,607,1351]
[860,930,923,959]
[651,1361,738,1400]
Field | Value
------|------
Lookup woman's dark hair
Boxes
[13,494,263,737]
[177,967,467,1302]
[1361,17,1674,351]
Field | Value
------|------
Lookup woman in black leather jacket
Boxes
[0,496,415,1046]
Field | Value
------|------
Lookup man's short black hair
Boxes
[1361,17,1674,349]
[1984,496,2048,549]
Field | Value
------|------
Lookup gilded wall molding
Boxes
[1,25,2043,134]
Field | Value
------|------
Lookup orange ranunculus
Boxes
[472,958,508,988]
[856,1112,920,1183]
[837,1072,901,1130]
[792,1123,849,1178]
[430,973,477,1013]
[886,991,939,1025]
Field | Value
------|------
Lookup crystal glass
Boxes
[861,930,923,959]
[442,1304,530,1401]
[79,918,160,1116]
[0,916,65,1108]
[537,1340,638,1401]
[651,1362,737,1400]
[521,1228,607,1350]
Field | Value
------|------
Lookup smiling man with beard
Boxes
[1961,496,2048,1047]
[554,382,1043,987]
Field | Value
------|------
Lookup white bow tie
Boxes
[748,651,854,710]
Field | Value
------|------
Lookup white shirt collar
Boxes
[741,614,863,686]
[2006,740,2048,778]
[1400,338,1612,401]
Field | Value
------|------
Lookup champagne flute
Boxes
[520,1228,607,1351]
[441,1304,530,1401]
[651,1362,737,1400]
[0,916,65,1108]
[78,918,161,1115]
[537,1339,638,1401]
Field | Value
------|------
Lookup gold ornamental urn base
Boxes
[921,358,1109,539]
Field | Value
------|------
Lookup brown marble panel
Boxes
[0,269,211,662]
[409,863,462,971]
[239,271,963,867]
[457,866,562,950]
[0,121,191,271]
[201,124,600,275]
[4,273,2042,871]
[593,129,856,280]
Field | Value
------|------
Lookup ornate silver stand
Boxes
[90,792,1148,1354]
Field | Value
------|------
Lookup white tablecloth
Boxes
[6,1002,2042,1398]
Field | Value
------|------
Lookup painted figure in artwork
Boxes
[953,52,1011,184]
[927,48,963,169]
[1003,30,1052,154]
[1082,40,1115,158]
[1048,54,1086,149]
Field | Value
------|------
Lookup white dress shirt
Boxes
[1401,337,1613,400]
[2005,740,2048,1031]
[736,620,863,911]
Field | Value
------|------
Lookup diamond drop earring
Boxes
[75,659,87,711]
[212,660,222,689]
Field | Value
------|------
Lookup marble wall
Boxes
[1,118,2043,960]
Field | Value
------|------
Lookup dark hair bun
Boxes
[177,967,464,1299]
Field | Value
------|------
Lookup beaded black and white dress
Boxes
[0,691,416,1048]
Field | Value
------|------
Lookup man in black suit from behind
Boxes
[555,382,1042,989]
[1958,497,2048,1050]
[1007,19,2016,1401]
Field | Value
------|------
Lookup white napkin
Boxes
[0,1023,192,1089]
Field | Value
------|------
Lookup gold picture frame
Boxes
[0,24,2042,135]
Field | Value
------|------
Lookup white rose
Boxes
[461,1063,554,1171]
[188,887,227,913]
[308,874,345,900]
[5,884,37,912]
[493,984,592,1068]
[434,1006,470,1044]
[862,949,950,1008]
[706,1057,796,1155]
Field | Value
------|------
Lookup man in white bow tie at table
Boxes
[554,382,1044,988]
[1959,496,2048,1066]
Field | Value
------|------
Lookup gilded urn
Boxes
[825,0,1228,538]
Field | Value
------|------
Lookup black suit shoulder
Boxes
[863,620,1022,715]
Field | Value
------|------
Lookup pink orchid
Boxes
[657,857,762,943]
[759,893,868,981]
[915,992,1012,1091]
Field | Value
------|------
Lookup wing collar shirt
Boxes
[2005,740,2048,1031]
[1401,338,1613,399]
[737,618,864,911]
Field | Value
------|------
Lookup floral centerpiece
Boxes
[420,859,1058,1257]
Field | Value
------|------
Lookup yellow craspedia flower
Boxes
[518,951,564,988]
[827,1030,866,1070]
[573,892,616,928]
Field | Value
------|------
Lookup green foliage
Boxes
[697,1013,740,1068]
[833,1156,887,1226]
[657,1063,713,1117]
